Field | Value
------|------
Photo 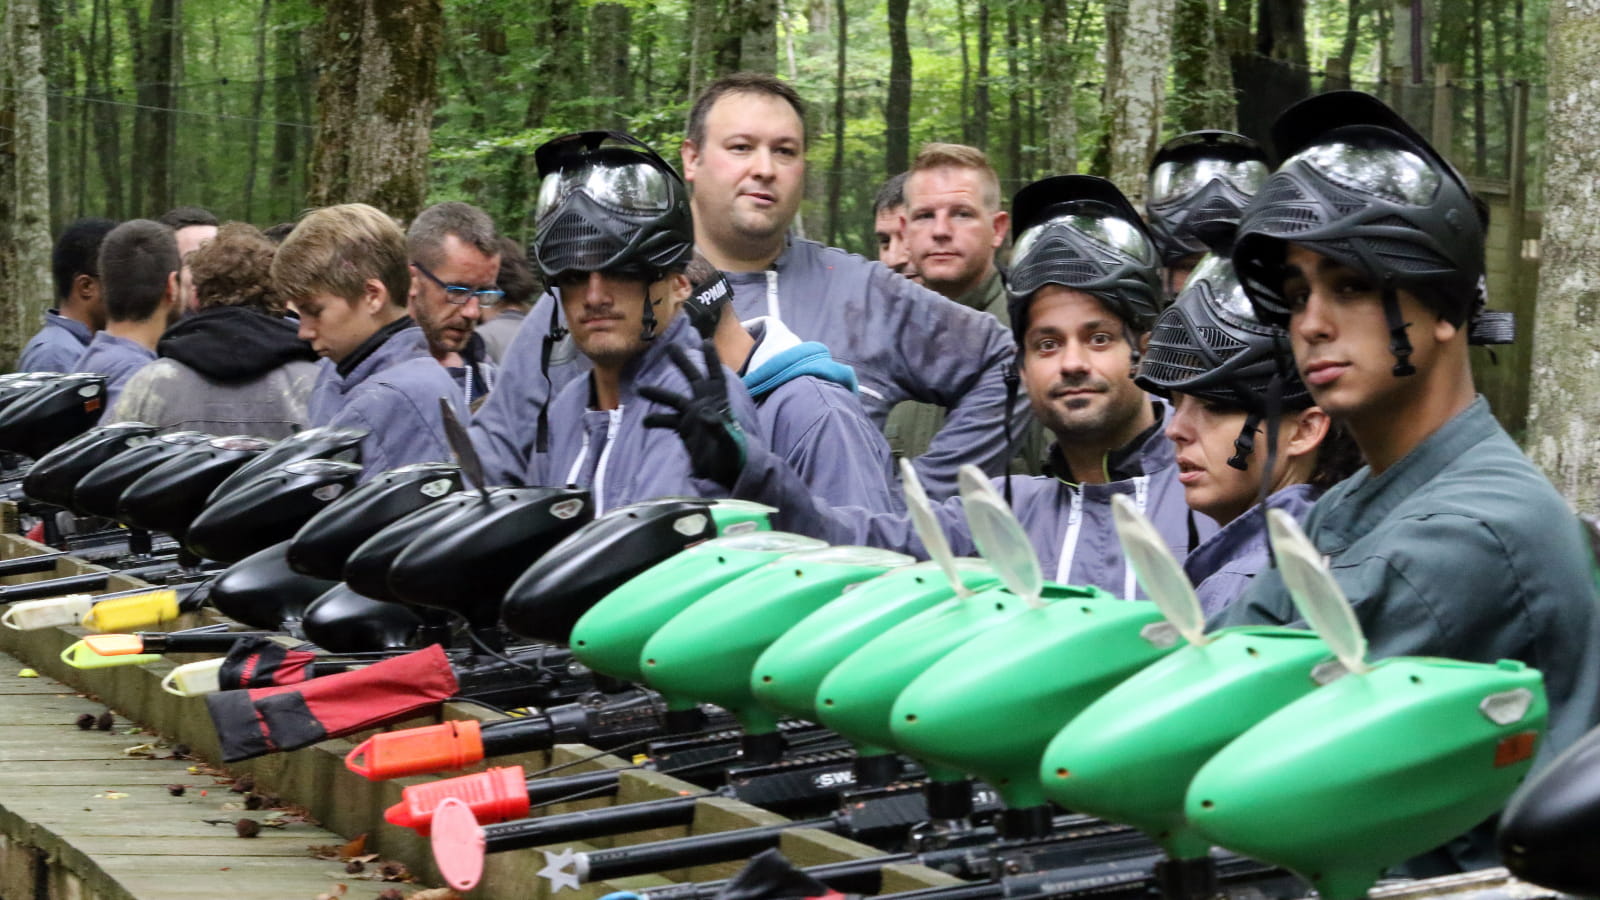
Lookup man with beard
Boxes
[648,175,1211,596]
[406,202,502,407]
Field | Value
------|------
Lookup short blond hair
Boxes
[271,203,409,307]
[909,143,1002,213]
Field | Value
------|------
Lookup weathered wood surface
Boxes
[0,530,963,898]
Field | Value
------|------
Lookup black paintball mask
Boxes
[1137,254,1310,472]
[1146,131,1271,271]
[1233,91,1512,379]
[529,130,695,450]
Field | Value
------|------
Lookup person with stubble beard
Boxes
[407,201,503,407]
[648,175,1212,598]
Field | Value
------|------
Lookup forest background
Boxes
[3,0,1599,510]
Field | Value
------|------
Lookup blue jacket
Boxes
[470,239,1027,501]
[73,332,156,412]
[731,399,1213,598]
[742,317,901,514]
[306,324,463,480]
[1184,482,1319,617]
[18,311,92,373]
[531,313,760,515]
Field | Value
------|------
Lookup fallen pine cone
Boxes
[345,860,365,874]
[75,713,95,730]
[166,784,186,797]
[235,818,260,838]
[244,794,264,810]
[94,711,114,731]
[230,774,255,794]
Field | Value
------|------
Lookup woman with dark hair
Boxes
[1136,253,1360,615]
[108,222,318,438]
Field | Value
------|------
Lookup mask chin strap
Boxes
[1227,411,1261,471]
[536,288,567,454]
[1382,276,1417,377]
[638,268,667,342]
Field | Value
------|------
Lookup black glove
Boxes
[640,339,748,489]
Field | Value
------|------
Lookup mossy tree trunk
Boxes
[0,0,55,367]
[306,0,442,221]
[1101,0,1175,206]
[1526,0,1600,514]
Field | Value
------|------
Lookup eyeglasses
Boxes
[411,260,506,306]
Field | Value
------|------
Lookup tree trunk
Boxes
[1039,0,1077,174]
[740,0,779,73]
[88,0,125,219]
[306,0,442,220]
[974,0,991,152]
[590,2,632,128]
[885,0,912,176]
[1173,0,1236,131]
[133,0,180,215]
[1527,0,1600,514]
[1330,0,1361,90]
[1471,5,1486,174]
[1006,0,1022,183]
[687,0,716,100]
[826,0,846,246]
[1101,0,1174,206]
[269,23,302,221]
[1,0,55,365]
[958,0,973,144]
[243,0,273,222]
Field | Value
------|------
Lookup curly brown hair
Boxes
[189,222,284,314]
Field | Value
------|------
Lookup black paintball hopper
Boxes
[185,459,362,563]
[500,498,723,644]
[0,373,108,459]
[341,491,487,603]
[1499,723,1600,894]
[117,436,273,539]
[206,426,365,506]
[73,431,214,521]
[287,462,463,581]
[302,582,423,654]
[0,375,57,419]
[388,486,592,629]
[208,540,339,631]
[23,422,160,510]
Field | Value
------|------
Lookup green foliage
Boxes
[33,0,1550,257]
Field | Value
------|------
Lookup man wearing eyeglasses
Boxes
[406,202,503,407]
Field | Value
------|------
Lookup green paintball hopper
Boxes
[1186,656,1545,900]
[750,459,1002,723]
[890,592,1172,809]
[751,559,999,722]
[1184,510,1549,900]
[570,531,827,683]
[814,581,1063,763]
[639,545,914,733]
[815,465,1078,769]
[1038,494,1336,858]
[890,470,1180,809]
[1041,626,1332,858]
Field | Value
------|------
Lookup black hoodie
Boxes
[158,307,318,382]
